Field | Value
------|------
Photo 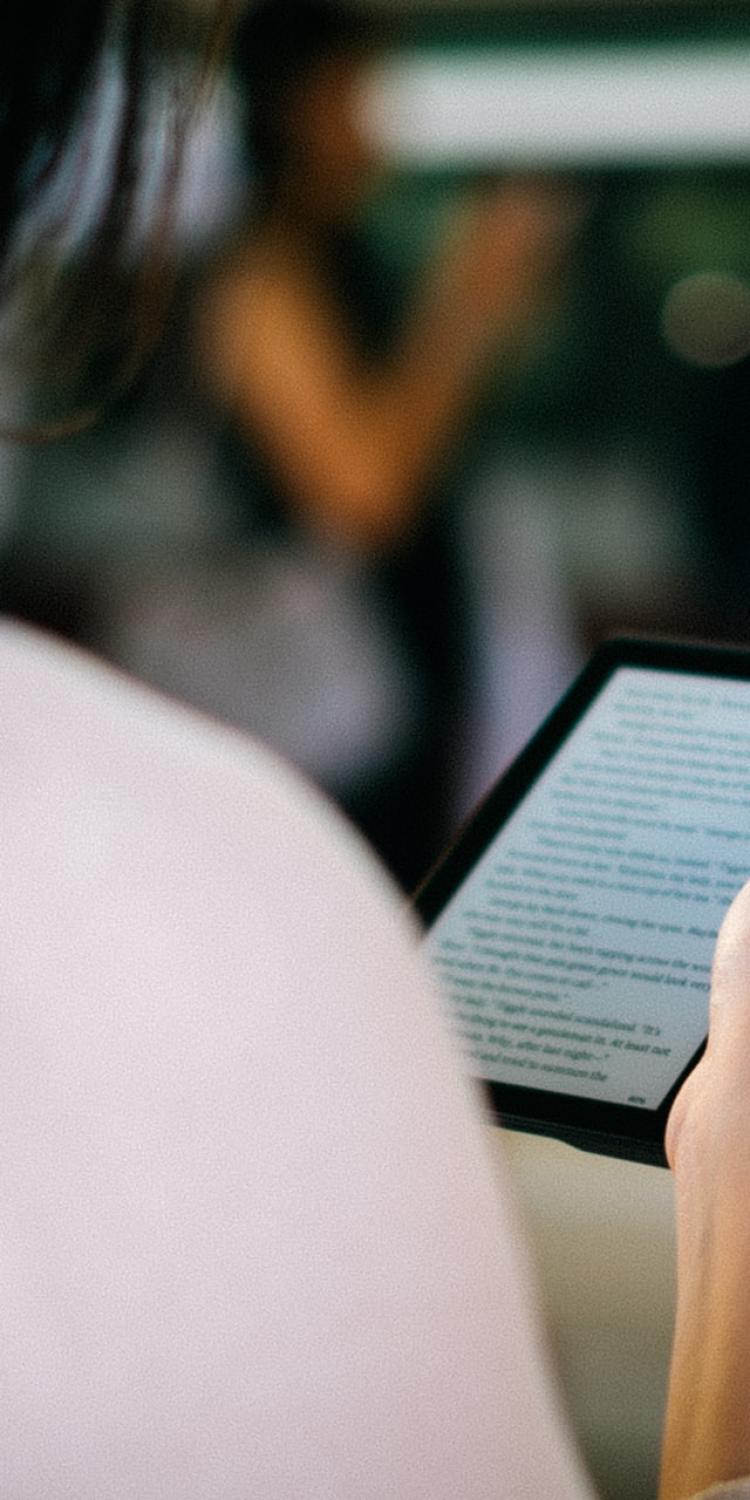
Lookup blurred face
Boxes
[286,53,382,213]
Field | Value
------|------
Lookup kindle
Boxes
[417,638,750,1165]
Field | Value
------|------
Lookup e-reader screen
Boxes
[419,643,750,1162]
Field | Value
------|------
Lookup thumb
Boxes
[665,879,750,1172]
[706,879,750,1050]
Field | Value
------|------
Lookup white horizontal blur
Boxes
[363,45,750,166]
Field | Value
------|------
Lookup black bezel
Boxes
[415,636,750,1166]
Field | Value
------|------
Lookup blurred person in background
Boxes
[195,0,576,890]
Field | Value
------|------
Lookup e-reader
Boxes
[417,638,750,1165]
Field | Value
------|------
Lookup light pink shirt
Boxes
[0,623,740,1499]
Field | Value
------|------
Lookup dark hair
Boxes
[1,0,234,436]
[233,0,385,209]
[1,1,106,272]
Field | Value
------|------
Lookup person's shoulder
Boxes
[0,618,416,947]
[0,620,445,1168]
[194,225,323,407]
